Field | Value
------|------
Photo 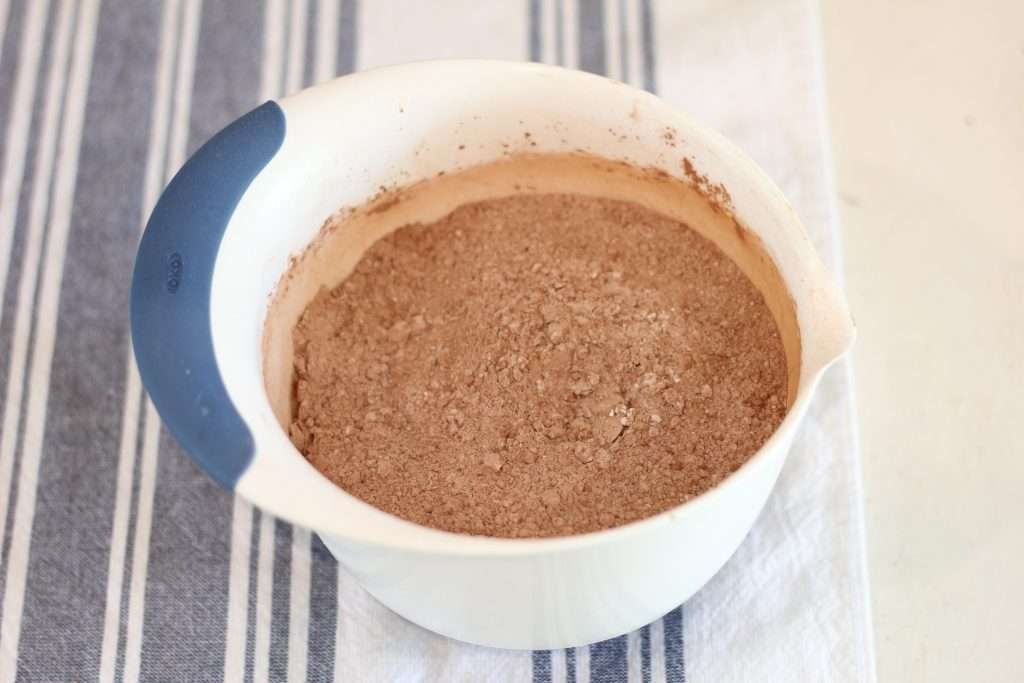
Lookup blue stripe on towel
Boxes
[641,623,652,683]
[590,635,627,682]
[664,607,685,682]
[533,649,552,683]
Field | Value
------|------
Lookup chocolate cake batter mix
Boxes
[289,193,787,538]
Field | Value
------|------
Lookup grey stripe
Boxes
[577,0,604,75]
[277,0,292,98]
[528,0,541,62]
[268,520,292,682]
[0,0,29,198]
[663,607,684,682]
[640,624,651,683]
[136,2,262,678]
[566,647,577,683]
[555,0,564,65]
[617,0,628,80]
[639,0,656,93]
[0,0,11,70]
[532,650,552,683]
[307,535,337,681]
[0,0,59,591]
[303,0,318,86]
[336,0,359,76]
[590,635,627,681]
[244,510,261,683]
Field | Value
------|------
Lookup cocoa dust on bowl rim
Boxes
[129,60,855,650]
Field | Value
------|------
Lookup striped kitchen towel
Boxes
[0,1,875,681]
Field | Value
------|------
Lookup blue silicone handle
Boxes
[130,101,286,489]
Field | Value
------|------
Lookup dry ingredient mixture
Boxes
[290,194,787,538]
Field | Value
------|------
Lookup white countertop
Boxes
[822,1,1024,680]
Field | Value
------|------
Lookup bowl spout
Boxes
[805,275,856,377]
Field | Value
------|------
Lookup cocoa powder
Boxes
[289,194,787,538]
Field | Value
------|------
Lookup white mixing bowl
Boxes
[131,60,854,650]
